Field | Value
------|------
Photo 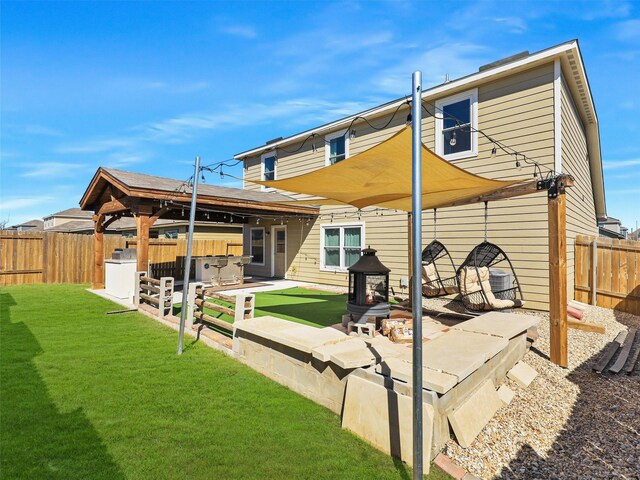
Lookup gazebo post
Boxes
[548,189,568,367]
[92,214,105,289]
[135,209,152,274]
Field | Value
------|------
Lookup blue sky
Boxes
[1,0,639,230]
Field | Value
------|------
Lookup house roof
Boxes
[8,219,44,230]
[234,39,606,218]
[80,167,318,217]
[599,216,621,224]
[46,217,243,233]
[45,207,93,219]
[599,227,626,239]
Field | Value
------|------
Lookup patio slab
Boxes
[376,356,458,394]
[452,312,540,340]
[408,330,509,382]
[234,316,348,353]
[447,379,502,448]
[312,338,368,363]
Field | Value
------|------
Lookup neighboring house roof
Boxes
[598,216,621,224]
[45,207,93,220]
[629,228,640,241]
[234,39,606,219]
[7,219,44,231]
[599,227,626,239]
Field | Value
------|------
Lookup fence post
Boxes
[591,239,597,306]
[186,282,202,329]
[134,271,145,306]
[160,276,174,318]
[234,293,255,323]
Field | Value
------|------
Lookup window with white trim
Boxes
[435,89,478,160]
[250,227,265,265]
[261,152,276,190]
[325,130,349,165]
[320,223,364,271]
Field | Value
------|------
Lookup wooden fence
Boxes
[0,231,243,286]
[575,235,640,316]
[0,231,126,286]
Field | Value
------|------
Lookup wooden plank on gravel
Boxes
[626,340,640,375]
[593,331,628,373]
[609,328,637,373]
[567,318,605,334]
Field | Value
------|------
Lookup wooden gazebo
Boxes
[79,167,318,290]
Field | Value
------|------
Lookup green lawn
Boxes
[1,284,449,480]
[177,287,394,331]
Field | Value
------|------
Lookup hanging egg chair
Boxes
[420,209,459,298]
[456,203,525,312]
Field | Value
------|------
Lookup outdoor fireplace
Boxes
[347,247,390,321]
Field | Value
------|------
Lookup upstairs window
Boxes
[435,89,478,160]
[325,130,349,165]
[261,152,277,191]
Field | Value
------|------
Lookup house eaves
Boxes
[234,39,606,218]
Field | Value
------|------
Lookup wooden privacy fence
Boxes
[0,231,126,286]
[0,231,243,287]
[126,239,243,279]
[575,235,640,315]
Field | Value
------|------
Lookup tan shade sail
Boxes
[252,127,524,211]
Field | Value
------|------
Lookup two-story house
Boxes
[236,40,605,311]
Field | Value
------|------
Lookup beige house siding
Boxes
[243,62,574,311]
[560,76,598,300]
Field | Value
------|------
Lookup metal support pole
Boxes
[411,71,423,480]
[178,156,201,355]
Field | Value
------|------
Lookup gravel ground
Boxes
[422,298,640,479]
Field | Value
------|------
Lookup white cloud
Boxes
[492,17,527,34]
[373,42,488,94]
[614,19,640,42]
[221,25,257,39]
[20,162,91,178]
[0,195,53,211]
[56,137,135,155]
[603,159,640,170]
[23,125,64,136]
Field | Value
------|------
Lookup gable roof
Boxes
[234,39,605,218]
[8,219,44,230]
[80,167,318,217]
[45,207,93,219]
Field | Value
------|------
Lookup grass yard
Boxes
[176,287,392,330]
[1,284,448,480]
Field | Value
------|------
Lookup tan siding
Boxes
[243,63,561,310]
[560,76,598,301]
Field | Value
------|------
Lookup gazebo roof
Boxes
[80,167,319,219]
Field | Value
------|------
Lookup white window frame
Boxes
[249,227,265,265]
[324,130,350,166]
[260,152,277,191]
[435,88,478,161]
[319,222,365,272]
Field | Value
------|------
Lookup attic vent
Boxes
[479,51,530,72]
[265,136,283,145]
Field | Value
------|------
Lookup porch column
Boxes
[548,191,568,367]
[136,212,151,274]
[92,214,105,289]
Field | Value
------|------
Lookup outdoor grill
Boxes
[347,247,390,321]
